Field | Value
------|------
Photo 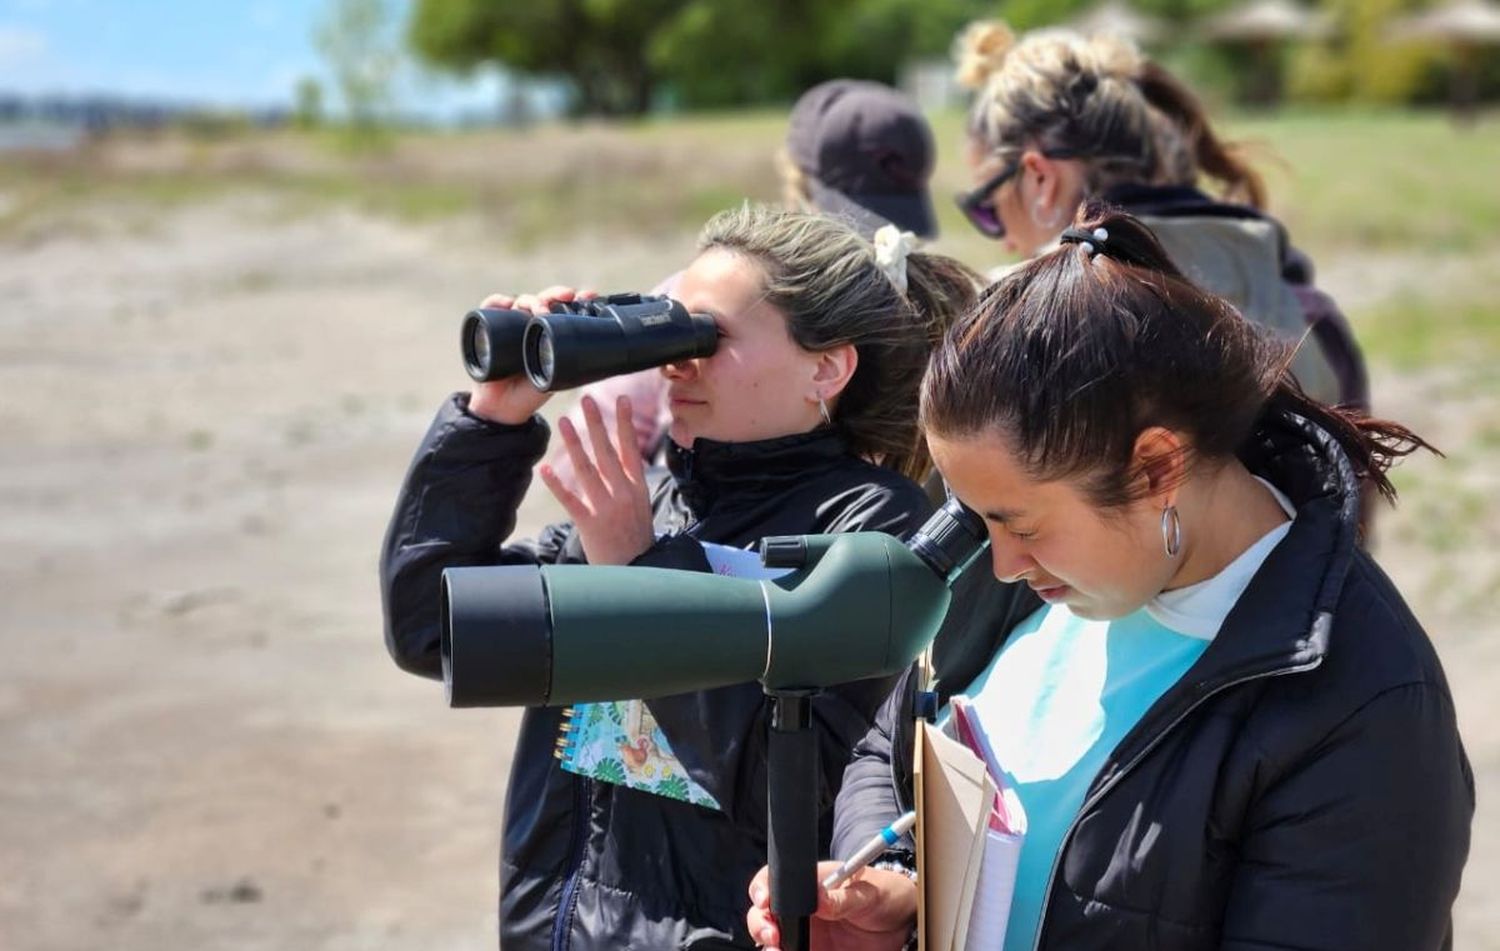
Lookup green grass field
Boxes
[3,109,1497,367]
[2,107,1496,947]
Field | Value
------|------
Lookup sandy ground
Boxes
[0,196,1493,950]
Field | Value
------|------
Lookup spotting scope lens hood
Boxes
[441,566,552,707]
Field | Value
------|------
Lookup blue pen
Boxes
[820,810,918,889]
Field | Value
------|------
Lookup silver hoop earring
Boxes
[818,396,832,426]
[1161,504,1183,558]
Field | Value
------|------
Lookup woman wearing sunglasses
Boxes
[951,21,1367,417]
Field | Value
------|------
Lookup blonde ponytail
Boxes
[953,20,1016,92]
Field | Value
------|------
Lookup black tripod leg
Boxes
[767,690,817,951]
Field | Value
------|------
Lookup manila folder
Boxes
[915,720,996,951]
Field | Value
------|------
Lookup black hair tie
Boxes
[1059,226,1110,256]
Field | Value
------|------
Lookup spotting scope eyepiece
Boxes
[905,495,988,583]
[439,498,991,708]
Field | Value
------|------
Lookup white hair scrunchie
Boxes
[873,224,919,296]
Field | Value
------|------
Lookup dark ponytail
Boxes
[922,201,1432,508]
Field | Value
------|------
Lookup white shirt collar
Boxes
[1144,478,1296,641]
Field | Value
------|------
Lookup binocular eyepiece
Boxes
[461,293,719,392]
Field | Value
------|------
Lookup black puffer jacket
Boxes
[833,409,1473,950]
[381,394,934,951]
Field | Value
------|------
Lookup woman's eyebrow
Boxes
[984,507,1027,524]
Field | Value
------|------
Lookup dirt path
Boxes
[0,199,1492,949]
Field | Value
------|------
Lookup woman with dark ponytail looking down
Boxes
[746,205,1472,951]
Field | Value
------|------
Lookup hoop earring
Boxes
[1161,504,1183,558]
[1032,201,1063,230]
[818,396,832,426]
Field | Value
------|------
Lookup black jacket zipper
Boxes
[550,775,592,951]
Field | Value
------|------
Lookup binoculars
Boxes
[460,293,719,392]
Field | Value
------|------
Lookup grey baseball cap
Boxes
[786,79,938,239]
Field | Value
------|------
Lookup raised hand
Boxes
[538,394,655,565]
[467,286,595,425]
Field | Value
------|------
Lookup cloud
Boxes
[0,25,47,64]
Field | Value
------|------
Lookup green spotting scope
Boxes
[439,498,988,707]
[438,497,987,951]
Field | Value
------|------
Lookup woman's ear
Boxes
[1130,426,1188,505]
[1021,149,1062,211]
[811,343,859,405]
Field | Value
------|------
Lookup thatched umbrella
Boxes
[1069,0,1169,45]
[1202,0,1333,105]
[1390,0,1500,119]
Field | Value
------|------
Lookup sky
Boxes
[0,0,523,120]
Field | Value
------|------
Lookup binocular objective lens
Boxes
[469,322,491,372]
[537,332,555,384]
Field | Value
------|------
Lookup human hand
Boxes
[746,861,917,951]
[466,286,596,425]
[537,394,655,565]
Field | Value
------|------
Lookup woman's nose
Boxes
[661,358,696,381]
[990,536,1032,584]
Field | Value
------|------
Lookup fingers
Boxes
[615,395,646,481]
[555,416,609,501]
[747,865,771,907]
[580,396,629,484]
[537,464,589,522]
[492,285,579,316]
[746,866,778,948]
[819,876,880,921]
[523,285,577,314]
[819,868,919,934]
[745,904,780,951]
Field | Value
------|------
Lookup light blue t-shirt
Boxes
[961,479,1295,951]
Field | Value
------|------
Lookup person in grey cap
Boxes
[546,78,942,489]
[779,78,939,239]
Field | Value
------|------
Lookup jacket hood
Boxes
[1104,183,1341,410]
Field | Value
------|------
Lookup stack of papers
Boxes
[915,697,1026,951]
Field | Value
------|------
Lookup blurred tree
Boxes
[815,0,998,85]
[1288,0,1446,104]
[315,0,400,134]
[293,76,326,129]
[645,0,836,107]
[408,0,1004,113]
[409,0,685,115]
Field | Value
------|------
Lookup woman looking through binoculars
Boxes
[380,205,980,951]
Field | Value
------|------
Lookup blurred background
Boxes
[0,0,1496,948]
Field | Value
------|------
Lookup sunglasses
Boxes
[954,148,1096,239]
